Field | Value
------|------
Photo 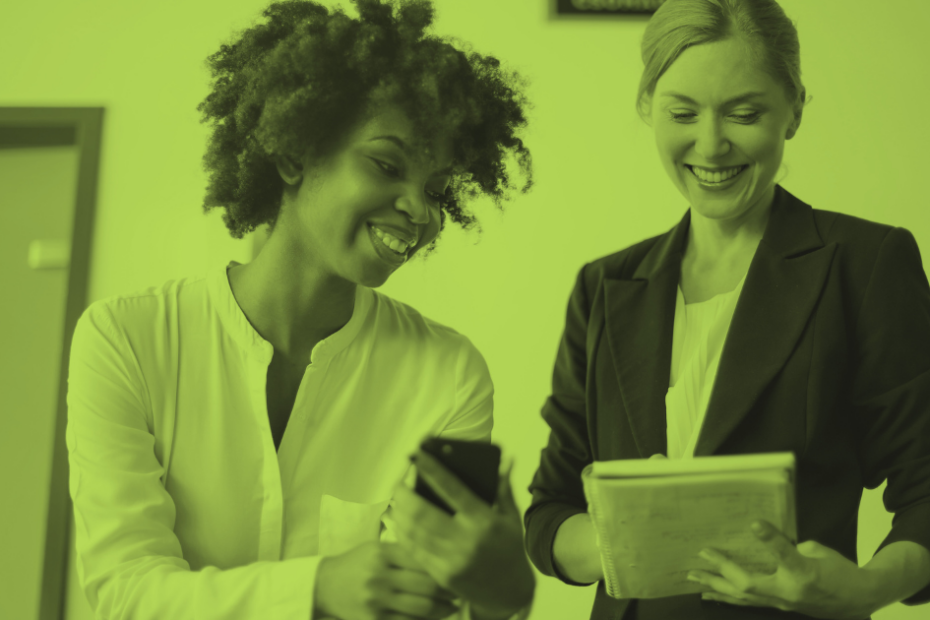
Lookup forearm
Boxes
[552,512,603,584]
[861,541,930,611]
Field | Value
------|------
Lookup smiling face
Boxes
[648,37,801,223]
[276,103,453,288]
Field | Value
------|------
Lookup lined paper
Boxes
[582,453,796,599]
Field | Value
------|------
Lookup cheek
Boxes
[423,209,442,243]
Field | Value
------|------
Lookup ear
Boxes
[275,154,304,186]
[786,113,802,141]
[786,89,805,140]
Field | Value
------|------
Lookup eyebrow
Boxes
[369,135,454,176]
[659,91,767,106]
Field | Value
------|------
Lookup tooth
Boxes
[693,166,741,182]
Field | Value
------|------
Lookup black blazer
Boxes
[524,185,930,619]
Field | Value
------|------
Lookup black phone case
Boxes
[414,438,501,515]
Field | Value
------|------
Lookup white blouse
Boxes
[66,261,496,620]
[665,273,747,459]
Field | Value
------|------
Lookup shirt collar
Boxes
[209,260,372,366]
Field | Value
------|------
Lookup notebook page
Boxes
[583,470,793,599]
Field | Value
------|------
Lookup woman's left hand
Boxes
[390,450,535,619]
[688,520,877,619]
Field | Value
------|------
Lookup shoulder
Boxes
[77,272,209,343]
[813,208,897,249]
[566,231,669,298]
[588,233,665,274]
[812,208,921,275]
[365,288,485,362]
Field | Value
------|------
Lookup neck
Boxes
[685,184,776,269]
[229,229,356,365]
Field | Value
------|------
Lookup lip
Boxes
[369,222,417,246]
[685,164,748,190]
[368,224,408,266]
[686,164,748,172]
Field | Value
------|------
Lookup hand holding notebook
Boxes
[580,452,797,599]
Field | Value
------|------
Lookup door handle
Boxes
[28,239,71,270]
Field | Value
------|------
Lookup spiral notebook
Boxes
[580,452,796,599]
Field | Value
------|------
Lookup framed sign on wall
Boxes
[556,0,666,14]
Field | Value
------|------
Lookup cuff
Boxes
[272,555,325,619]
[526,502,589,585]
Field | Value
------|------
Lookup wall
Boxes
[1,0,927,618]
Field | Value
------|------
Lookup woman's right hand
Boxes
[314,541,460,620]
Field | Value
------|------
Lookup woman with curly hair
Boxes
[66,1,534,619]
[525,0,930,618]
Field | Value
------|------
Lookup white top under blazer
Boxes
[665,273,748,459]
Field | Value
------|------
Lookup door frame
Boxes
[0,107,104,620]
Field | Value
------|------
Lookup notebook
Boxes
[580,452,796,599]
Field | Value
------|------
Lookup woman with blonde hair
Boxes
[525,0,930,618]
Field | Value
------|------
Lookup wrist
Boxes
[469,569,534,620]
[860,541,930,613]
[469,604,517,620]
[553,513,603,584]
[469,598,527,620]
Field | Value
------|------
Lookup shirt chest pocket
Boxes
[318,494,392,557]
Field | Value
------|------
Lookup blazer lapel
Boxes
[603,211,690,458]
[694,186,837,456]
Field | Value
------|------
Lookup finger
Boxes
[382,541,436,572]
[751,520,806,572]
[389,514,453,574]
[495,456,519,515]
[693,549,757,594]
[701,591,792,612]
[388,567,458,602]
[391,481,453,538]
[648,453,668,459]
[414,450,487,516]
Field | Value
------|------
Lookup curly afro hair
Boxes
[197,0,534,252]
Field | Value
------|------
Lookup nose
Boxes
[394,191,431,227]
[693,114,731,162]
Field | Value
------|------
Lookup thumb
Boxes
[752,520,805,572]
[495,456,519,515]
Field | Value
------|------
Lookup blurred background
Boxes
[1,0,928,618]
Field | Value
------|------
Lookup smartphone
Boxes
[414,438,501,515]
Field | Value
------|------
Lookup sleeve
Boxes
[67,303,322,620]
[523,264,597,586]
[381,333,494,541]
[380,333,497,619]
[851,227,930,605]
[439,334,495,444]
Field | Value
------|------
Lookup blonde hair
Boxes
[636,0,810,123]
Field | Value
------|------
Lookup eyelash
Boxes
[374,160,446,204]
[669,112,760,123]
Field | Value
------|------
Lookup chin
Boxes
[356,270,393,289]
[691,201,752,221]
